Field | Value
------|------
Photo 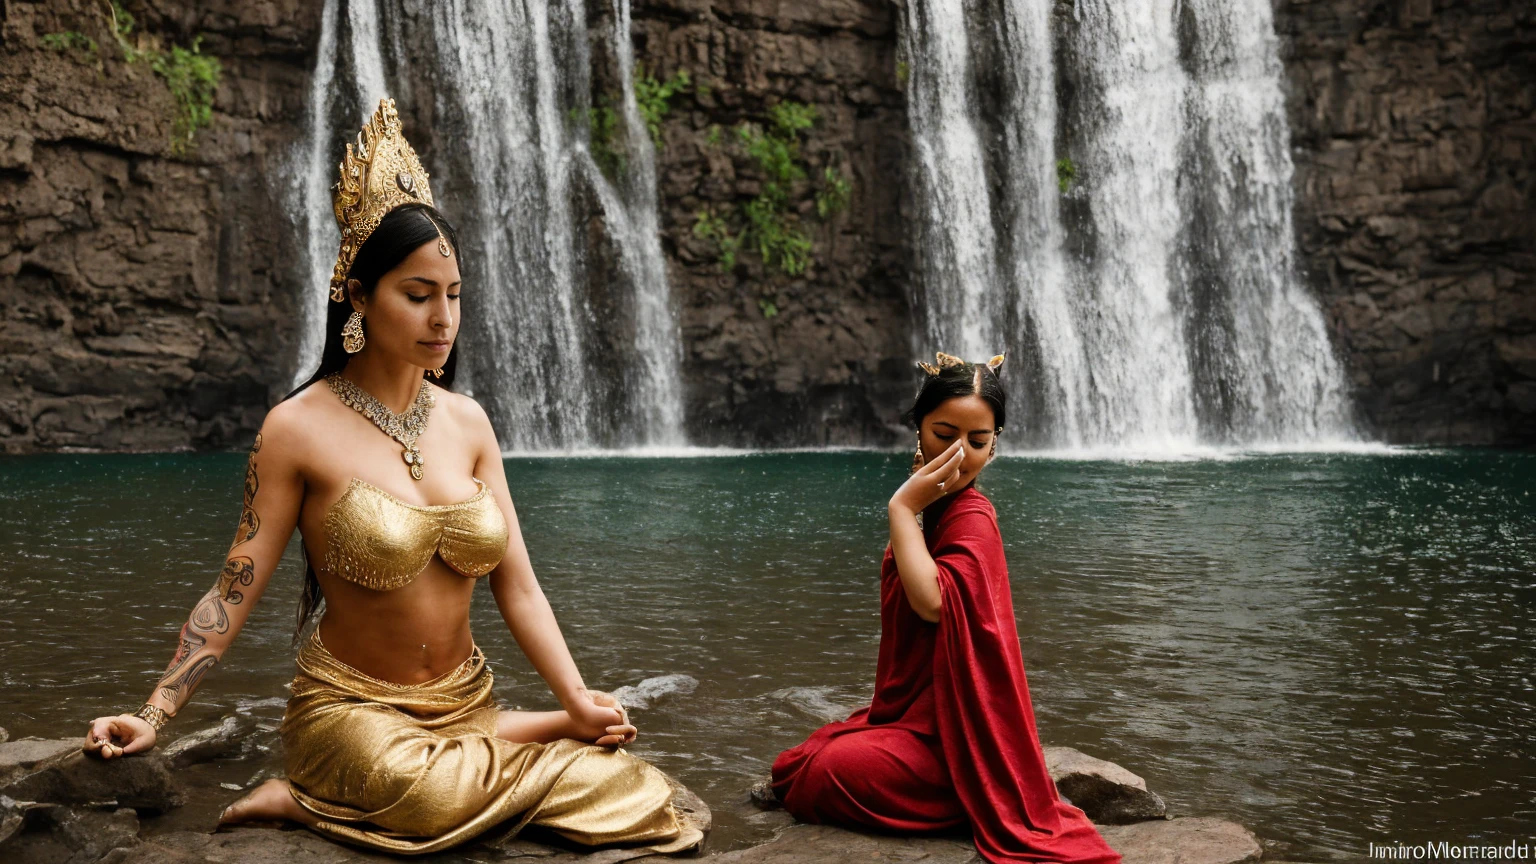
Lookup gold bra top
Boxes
[321,476,509,591]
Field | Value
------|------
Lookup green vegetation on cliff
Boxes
[56,1,223,158]
[633,66,690,149]
[42,30,99,60]
[694,101,853,280]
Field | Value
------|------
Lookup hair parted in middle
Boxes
[902,352,1008,433]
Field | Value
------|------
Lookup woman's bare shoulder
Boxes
[436,386,493,433]
[252,384,333,467]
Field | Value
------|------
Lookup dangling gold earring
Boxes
[909,432,925,476]
[341,311,366,354]
[429,367,444,379]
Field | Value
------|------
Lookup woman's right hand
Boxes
[82,714,156,759]
[890,438,964,515]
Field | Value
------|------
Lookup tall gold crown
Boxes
[329,98,436,302]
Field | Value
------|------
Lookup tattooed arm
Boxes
[85,409,305,758]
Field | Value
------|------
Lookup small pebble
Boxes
[220,783,245,791]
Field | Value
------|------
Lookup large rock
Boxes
[2,746,184,814]
[709,817,1262,864]
[1044,746,1167,824]
[0,739,79,787]
[13,804,142,863]
[1097,817,1263,864]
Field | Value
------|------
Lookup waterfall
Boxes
[289,0,685,450]
[900,0,1357,450]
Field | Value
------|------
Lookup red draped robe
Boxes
[771,486,1121,864]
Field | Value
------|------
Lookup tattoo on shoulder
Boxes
[159,654,217,706]
[233,434,262,547]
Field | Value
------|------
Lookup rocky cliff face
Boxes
[0,0,317,454]
[625,0,915,447]
[1276,0,1535,445]
[1,0,1530,453]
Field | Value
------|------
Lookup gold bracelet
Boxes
[133,703,169,731]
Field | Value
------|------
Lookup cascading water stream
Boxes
[289,0,684,450]
[901,0,1358,451]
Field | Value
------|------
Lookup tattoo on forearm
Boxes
[163,623,208,677]
[190,588,230,635]
[233,434,262,547]
[158,435,264,710]
[159,654,218,706]
[216,556,255,605]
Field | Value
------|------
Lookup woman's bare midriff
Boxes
[313,563,480,685]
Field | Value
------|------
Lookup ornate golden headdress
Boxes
[917,352,1006,376]
[329,97,443,303]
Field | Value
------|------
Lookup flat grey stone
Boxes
[709,823,980,863]
[1097,816,1263,864]
[108,828,392,863]
[163,716,248,769]
[1044,746,1167,824]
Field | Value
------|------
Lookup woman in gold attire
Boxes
[79,98,701,857]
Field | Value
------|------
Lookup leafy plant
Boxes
[743,194,811,276]
[152,37,221,157]
[42,30,98,58]
[758,298,779,318]
[1056,157,1077,193]
[692,209,741,273]
[579,104,626,179]
[109,1,147,62]
[693,101,833,278]
[633,65,690,149]
[106,1,222,157]
[816,166,851,218]
[705,124,723,148]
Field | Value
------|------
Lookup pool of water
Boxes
[0,449,1532,859]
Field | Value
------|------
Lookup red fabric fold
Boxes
[772,486,1121,864]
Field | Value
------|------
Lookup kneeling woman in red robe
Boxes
[772,352,1121,864]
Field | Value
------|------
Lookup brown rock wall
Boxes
[1276,0,1536,445]
[0,0,317,453]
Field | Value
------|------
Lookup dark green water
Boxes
[1,449,1532,859]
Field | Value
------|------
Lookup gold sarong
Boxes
[279,630,702,856]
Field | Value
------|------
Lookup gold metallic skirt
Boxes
[279,630,701,856]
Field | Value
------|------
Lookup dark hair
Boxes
[280,203,463,643]
[901,359,1008,432]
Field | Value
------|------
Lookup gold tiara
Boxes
[916,352,1005,376]
[329,98,437,303]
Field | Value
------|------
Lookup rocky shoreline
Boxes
[0,721,1310,863]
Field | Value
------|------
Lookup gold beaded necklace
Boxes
[325,372,435,480]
